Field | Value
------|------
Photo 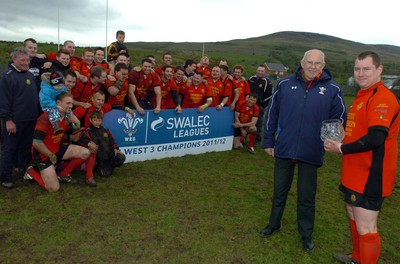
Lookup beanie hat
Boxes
[50,71,64,86]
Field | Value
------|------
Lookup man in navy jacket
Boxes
[0,47,39,188]
[259,49,347,252]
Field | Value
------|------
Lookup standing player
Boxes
[324,51,399,264]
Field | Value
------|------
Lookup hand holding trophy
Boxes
[320,119,345,142]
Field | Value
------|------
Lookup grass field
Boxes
[1,149,399,263]
[1,95,399,264]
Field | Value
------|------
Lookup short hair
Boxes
[194,71,203,77]
[162,65,173,72]
[220,65,229,72]
[57,48,70,57]
[116,53,128,61]
[233,65,244,72]
[356,51,381,68]
[301,49,325,63]
[115,63,128,72]
[141,58,153,65]
[90,110,103,120]
[219,59,228,66]
[82,47,94,56]
[184,59,196,69]
[63,69,77,78]
[63,40,75,46]
[94,47,104,54]
[23,38,37,46]
[93,89,105,97]
[249,92,259,100]
[90,66,106,78]
[56,92,73,101]
[116,30,125,37]
[174,66,184,73]
[11,47,29,60]
[162,53,172,59]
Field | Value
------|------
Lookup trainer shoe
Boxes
[1,181,15,189]
[333,252,359,264]
[248,147,256,154]
[58,175,77,183]
[23,166,34,182]
[85,178,97,187]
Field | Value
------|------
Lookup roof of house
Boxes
[264,62,288,72]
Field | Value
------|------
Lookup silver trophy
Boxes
[320,119,345,142]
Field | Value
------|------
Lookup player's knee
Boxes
[249,126,257,133]
[81,147,91,159]
[46,183,60,192]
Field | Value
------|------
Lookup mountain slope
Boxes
[126,31,400,79]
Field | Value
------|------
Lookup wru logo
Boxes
[118,113,143,136]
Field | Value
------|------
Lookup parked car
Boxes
[382,75,400,99]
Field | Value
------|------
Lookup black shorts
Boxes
[32,143,69,171]
[234,127,249,137]
[339,184,385,211]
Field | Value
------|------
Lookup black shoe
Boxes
[302,236,315,252]
[58,175,77,183]
[259,225,280,238]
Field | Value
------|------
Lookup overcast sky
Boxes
[1,0,399,47]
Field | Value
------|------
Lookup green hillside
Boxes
[1,31,400,86]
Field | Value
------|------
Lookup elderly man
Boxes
[0,47,39,188]
[259,49,347,252]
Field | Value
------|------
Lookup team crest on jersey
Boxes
[103,132,109,138]
[318,86,326,95]
[117,113,143,136]
[26,79,31,85]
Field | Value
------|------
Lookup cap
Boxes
[50,71,64,86]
